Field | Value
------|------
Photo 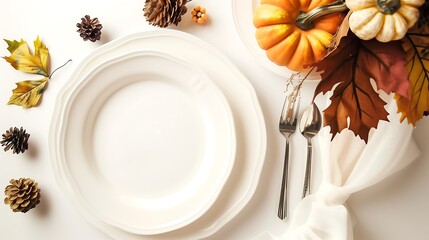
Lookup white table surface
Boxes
[0,1,428,239]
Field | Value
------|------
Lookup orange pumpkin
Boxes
[253,0,345,71]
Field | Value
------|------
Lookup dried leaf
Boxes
[326,11,351,56]
[1,37,63,108]
[33,37,49,74]
[312,33,410,142]
[3,36,49,77]
[360,39,409,97]
[8,78,48,108]
[395,26,429,125]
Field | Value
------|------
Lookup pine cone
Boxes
[76,15,103,42]
[4,178,41,213]
[143,0,188,28]
[1,127,30,154]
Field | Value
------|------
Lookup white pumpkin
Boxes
[346,0,425,42]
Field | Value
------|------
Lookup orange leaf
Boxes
[395,29,429,125]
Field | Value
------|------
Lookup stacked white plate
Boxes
[50,29,267,239]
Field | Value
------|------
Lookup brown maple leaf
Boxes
[313,32,409,142]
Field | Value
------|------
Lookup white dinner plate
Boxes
[51,50,236,234]
[50,29,267,239]
[231,0,321,80]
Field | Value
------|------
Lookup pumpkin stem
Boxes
[295,0,348,31]
[376,0,401,14]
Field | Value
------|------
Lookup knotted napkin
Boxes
[255,99,420,240]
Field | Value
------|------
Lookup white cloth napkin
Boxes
[255,99,420,240]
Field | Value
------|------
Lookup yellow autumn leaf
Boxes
[395,31,429,125]
[3,36,50,77]
[8,78,49,108]
[34,37,49,74]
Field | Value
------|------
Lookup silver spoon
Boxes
[299,102,322,198]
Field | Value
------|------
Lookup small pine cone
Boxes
[76,15,103,42]
[143,0,188,28]
[1,127,30,154]
[4,178,41,213]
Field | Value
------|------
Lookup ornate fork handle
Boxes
[278,138,290,219]
[278,91,300,219]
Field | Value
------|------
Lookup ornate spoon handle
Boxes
[302,139,312,198]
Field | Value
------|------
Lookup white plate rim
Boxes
[56,49,236,235]
[49,29,267,239]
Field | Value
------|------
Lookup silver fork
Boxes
[278,89,300,219]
